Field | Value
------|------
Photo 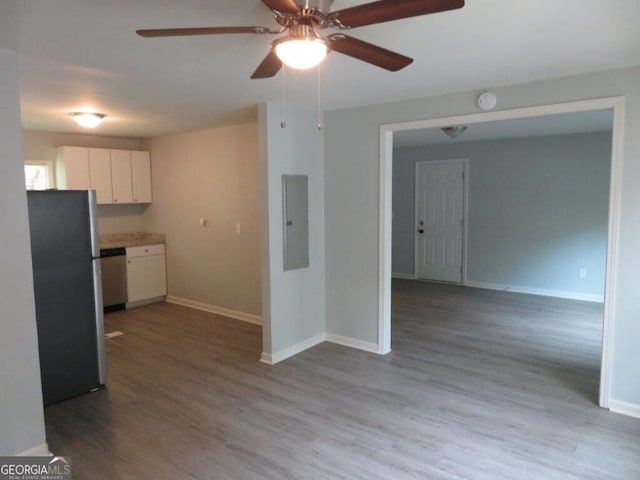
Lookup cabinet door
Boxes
[110,150,134,204]
[88,148,113,204]
[57,146,90,190]
[131,151,152,203]
[126,255,167,302]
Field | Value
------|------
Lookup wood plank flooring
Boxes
[44,280,640,479]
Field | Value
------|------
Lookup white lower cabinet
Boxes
[126,244,167,305]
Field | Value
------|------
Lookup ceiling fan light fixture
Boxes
[69,112,106,128]
[274,37,328,70]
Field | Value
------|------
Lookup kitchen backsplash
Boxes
[100,232,166,249]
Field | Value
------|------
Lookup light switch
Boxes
[235,222,242,234]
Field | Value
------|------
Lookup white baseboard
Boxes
[260,332,385,365]
[166,297,382,363]
[17,443,51,456]
[260,333,326,365]
[325,333,380,354]
[609,399,640,419]
[464,280,604,303]
[392,272,415,280]
[126,296,165,309]
[259,352,273,365]
[166,295,262,325]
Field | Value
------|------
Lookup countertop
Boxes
[100,232,166,250]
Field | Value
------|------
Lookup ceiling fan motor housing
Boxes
[294,0,335,13]
[282,0,334,27]
[285,23,324,39]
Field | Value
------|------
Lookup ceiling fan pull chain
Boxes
[317,64,323,131]
[281,65,287,129]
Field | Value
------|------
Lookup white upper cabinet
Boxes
[56,146,153,205]
[56,146,90,190]
[130,151,152,203]
[110,150,134,204]
[88,148,113,204]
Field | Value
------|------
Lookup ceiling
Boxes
[394,109,613,147]
[1,0,639,138]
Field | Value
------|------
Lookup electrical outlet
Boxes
[579,268,587,279]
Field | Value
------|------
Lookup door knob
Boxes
[418,229,424,234]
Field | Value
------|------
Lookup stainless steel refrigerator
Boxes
[27,190,107,406]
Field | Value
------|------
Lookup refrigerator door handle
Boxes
[93,258,108,385]
[88,190,101,259]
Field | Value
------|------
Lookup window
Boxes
[24,160,55,190]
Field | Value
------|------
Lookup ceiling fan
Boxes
[136,0,465,79]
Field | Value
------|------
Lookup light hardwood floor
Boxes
[44,280,640,479]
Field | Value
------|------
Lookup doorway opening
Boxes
[378,97,625,408]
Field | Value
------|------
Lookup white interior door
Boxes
[415,160,465,283]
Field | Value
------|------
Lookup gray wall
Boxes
[0,48,47,455]
[259,103,326,358]
[393,132,611,297]
[324,65,640,406]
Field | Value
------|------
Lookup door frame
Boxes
[414,159,468,283]
[378,96,625,409]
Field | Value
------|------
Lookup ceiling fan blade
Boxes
[327,34,413,71]
[136,26,272,38]
[261,0,301,15]
[251,50,283,79]
[328,0,464,29]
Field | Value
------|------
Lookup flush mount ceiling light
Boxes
[441,126,468,139]
[273,26,329,70]
[69,112,106,128]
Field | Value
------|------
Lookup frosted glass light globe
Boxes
[275,38,328,70]
[69,112,105,128]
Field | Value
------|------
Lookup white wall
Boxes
[22,130,145,161]
[144,123,262,319]
[0,48,47,455]
[259,103,326,361]
[95,204,147,234]
[324,65,640,407]
[22,130,147,235]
